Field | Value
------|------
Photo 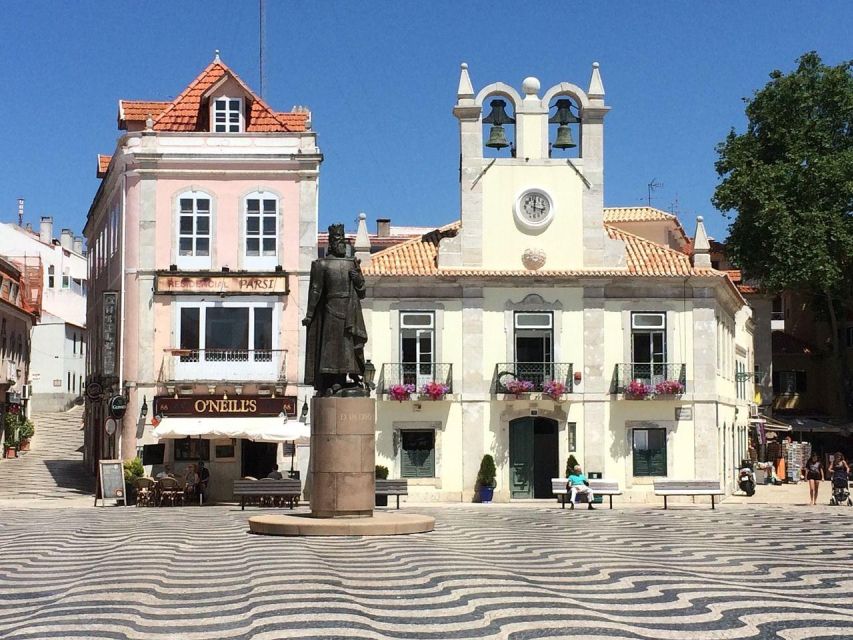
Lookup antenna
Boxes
[259,0,266,98]
[17,198,24,227]
[668,193,680,216]
[647,178,664,207]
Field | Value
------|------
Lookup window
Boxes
[632,428,667,476]
[178,303,275,361]
[213,97,242,133]
[67,372,71,392]
[771,296,784,321]
[631,312,666,382]
[177,194,211,267]
[62,274,70,289]
[400,312,434,386]
[567,422,577,452]
[9,283,18,302]
[514,312,553,388]
[244,194,278,265]
[141,443,165,465]
[773,370,807,395]
[400,430,435,478]
[174,438,210,461]
[214,439,236,459]
[47,265,55,288]
[847,326,853,348]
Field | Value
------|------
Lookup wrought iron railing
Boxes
[378,363,453,395]
[613,362,686,395]
[159,348,287,382]
[492,363,573,394]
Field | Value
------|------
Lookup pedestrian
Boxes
[803,453,823,505]
[266,464,283,480]
[829,452,850,480]
[567,465,595,510]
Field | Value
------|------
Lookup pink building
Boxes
[85,54,320,499]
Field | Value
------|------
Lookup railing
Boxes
[492,363,573,394]
[613,363,686,396]
[378,363,453,395]
[159,348,287,383]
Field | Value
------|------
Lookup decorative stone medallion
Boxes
[522,248,546,270]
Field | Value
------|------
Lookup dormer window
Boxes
[213,97,243,132]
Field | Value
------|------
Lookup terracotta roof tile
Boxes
[118,100,171,127]
[603,207,676,223]
[606,225,697,276]
[97,154,112,178]
[150,60,308,133]
[362,223,460,277]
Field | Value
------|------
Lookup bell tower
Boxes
[441,62,620,272]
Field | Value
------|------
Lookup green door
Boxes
[509,418,534,498]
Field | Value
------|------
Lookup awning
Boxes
[750,416,792,432]
[152,416,310,443]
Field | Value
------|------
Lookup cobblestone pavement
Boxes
[1,503,851,639]
[0,406,92,502]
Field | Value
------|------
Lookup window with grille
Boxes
[400,430,435,478]
[213,97,243,133]
[177,194,211,267]
[245,194,278,261]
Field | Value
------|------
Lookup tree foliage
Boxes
[713,52,853,295]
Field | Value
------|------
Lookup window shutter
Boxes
[400,430,435,478]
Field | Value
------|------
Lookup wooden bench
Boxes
[551,478,623,509]
[233,478,301,510]
[654,480,724,510]
[375,479,408,509]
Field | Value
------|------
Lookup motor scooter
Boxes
[738,460,756,496]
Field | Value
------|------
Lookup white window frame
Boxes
[243,191,278,269]
[631,312,666,330]
[176,192,212,269]
[212,97,244,133]
[514,312,553,329]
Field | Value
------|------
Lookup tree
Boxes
[713,52,853,418]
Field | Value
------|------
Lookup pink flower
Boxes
[626,379,652,398]
[388,383,416,401]
[654,380,684,395]
[421,382,450,400]
[542,380,567,400]
[505,379,535,394]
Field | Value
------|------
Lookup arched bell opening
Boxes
[547,96,581,159]
[482,96,516,159]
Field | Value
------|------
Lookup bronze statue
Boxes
[302,224,368,396]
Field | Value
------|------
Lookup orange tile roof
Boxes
[606,225,697,276]
[362,223,459,276]
[603,207,676,223]
[725,269,761,294]
[97,154,112,178]
[118,100,171,127]
[150,60,308,133]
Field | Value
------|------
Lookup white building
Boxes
[0,217,86,411]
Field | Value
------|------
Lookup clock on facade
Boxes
[515,189,554,229]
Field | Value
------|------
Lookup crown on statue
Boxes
[328,223,345,239]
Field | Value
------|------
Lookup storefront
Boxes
[147,395,306,502]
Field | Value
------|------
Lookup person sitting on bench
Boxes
[568,465,595,510]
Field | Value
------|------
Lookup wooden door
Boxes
[509,418,534,498]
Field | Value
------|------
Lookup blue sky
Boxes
[1,1,851,244]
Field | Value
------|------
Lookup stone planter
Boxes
[4,446,17,459]
[18,439,30,452]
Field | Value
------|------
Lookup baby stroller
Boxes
[829,468,851,506]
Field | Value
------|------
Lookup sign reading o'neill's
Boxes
[153,395,297,418]
[154,272,289,296]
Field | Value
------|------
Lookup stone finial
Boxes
[692,215,712,268]
[588,61,605,99]
[354,212,371,253]
[145,115,154,131]
[214,49,221,63]
[457,62,474,100]
[521,76,540,97]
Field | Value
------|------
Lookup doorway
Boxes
[241,440,278,479]
[509,417,559,498]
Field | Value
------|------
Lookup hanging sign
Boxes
[104,418,118,435]
[154,395,297,418]
[102,292,119,375]
[86,381,104,401]
[109,395,128,418]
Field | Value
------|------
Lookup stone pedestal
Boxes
[310,396,375,518]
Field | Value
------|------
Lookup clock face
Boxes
[516,190,554,228]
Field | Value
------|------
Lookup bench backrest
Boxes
[654,480,721,491]
[375,479,408,494]
[551,478,620,492]
[233,478,301,493]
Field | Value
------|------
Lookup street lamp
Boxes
[140,396,148,419]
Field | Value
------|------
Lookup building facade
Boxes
[84,55,320,499]
[0,218,86,411]
[361,64,753,502]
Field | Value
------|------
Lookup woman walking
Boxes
[804,454,824,505]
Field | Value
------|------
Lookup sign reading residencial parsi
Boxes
[154,395,297,417]
[154,273,289,295]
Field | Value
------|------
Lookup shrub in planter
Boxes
[375,465,390,506]
[565,454,580,478]
[18,419,34,452]
[476,454,497,503]
[123,457,145,505]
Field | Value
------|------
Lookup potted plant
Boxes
[375,464,389,506]
[3,414,19,458]
[476,454,497,503]
[388,383,416,402]
[17,419,34,452]
[565,454,580,479]
[654,380,685,396]
[421,381,450,400]
[123,457,145,505]
[625,379,652,399]
[542,380,567,401]
[504,379,535,396]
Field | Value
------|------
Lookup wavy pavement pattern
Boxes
[0,505,851,639]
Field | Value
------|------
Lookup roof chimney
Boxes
[39,216,53,245]
[73,236,84,255]
[60,229,73,251]
[376,218,391,237]
[692,216,712,269]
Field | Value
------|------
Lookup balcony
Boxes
[159,348,287,383]
[493,363,573,395]
[378,363,453,397]
[614,363,686,398]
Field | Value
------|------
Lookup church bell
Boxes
[549,99,579,150]
[483,99,515,149]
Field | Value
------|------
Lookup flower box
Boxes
[504,379,535,395]
[421,381,450,401]
[388,383,416,402]
[542,380,568,401]
[654,380,685,396]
